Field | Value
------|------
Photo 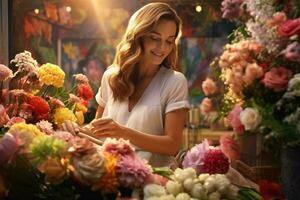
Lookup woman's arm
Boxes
[95,105,105,119]
[91,108,187,155]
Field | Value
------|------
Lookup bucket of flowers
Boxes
[201,0,300,198]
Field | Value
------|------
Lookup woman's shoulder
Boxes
[103,65,119,79]
[161,66,187,83]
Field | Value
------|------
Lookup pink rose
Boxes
[278,18,300,37]
[220,135,240,161]
[262,67,292,92]
[243,63,264,86]
[200,97,212,113]
[202,78,217,96]
[227,105,244,134]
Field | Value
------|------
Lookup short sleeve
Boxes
[164,72,190,113]
[95,67,116,107]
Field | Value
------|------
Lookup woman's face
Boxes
[141,19,177,66]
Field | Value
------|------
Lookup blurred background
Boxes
[0,0,235,121]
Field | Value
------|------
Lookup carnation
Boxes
[38,63,65,88]
[27,95,50,121]
[77,83,94,100]
[116,155,152,188]
[36,120,54,135]
[201,149,230,174]
[102,138,135,156]
[53,107,77,125]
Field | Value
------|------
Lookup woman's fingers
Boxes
[91,117,112,127]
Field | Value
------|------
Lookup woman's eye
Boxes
[151,36,159,41]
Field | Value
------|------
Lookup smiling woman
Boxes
[63,2,190,167]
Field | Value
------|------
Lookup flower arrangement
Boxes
[201,0,300,153]
[0,51,154,199]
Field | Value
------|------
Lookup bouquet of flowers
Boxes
[0,51,154,200]
[201,0,300,154]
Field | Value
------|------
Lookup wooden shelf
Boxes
[182,128,233,149]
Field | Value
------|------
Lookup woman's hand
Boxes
[90,117,126,139]
[60,120,91,136]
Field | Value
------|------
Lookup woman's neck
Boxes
[137,62,160,79]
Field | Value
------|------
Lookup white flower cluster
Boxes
[244,0,275,21]
[143,168,238,200]
[246,20,281,54]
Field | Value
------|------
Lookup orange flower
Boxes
[77,84,93,101]
[92,153,119,193]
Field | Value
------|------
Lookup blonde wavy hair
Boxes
[109,2,182,101]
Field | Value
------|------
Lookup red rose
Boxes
[262,67,292,92]
[278,18,300,37]
[77,84,94,100]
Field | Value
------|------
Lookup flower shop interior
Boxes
[1,0,300,199]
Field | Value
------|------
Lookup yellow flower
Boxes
[9,122,44,147]
[53,107,77,125]
[75,111,84,125]
[92,153,119,192]
[75,102,88,113]
[38,63,65,88]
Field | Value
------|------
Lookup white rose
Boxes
[144,184,166,198]
[166,181,182,196]
[239,108,262,130]
[176,193,191,200]
[160,194,176,200]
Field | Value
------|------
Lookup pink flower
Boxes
[243,63,264,86]
[219,135,240,161]
[262,67,292,92]
[53,131,74,142]
[102,138,135,156]
[202,78,217,96]
[0,64,13,81]
[221,0,243,20]
[267,12,287,27]
[5,117,25,127]
[278,18,300,37]
[116,155,152,188]
[36,120,54,135]
[200,97,213,113]
[182,139,210,174]
[0,133,21,166]
[0,105,9,127]
[227,105,245,134]
[201,149,230,174]
[281,42,300,62]
[73,73,89,84]
[146,174,168,186]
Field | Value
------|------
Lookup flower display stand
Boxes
[233,133,280,182]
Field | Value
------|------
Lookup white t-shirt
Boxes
[95,65,190,167]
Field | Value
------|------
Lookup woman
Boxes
[64,2,189,167]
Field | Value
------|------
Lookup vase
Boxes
[281,146,300,200]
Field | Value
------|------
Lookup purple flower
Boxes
[182,140,210,174]
[0,133,21,166]
[221,0,244,20]
[281,42,300,62]
[116,155,152,188]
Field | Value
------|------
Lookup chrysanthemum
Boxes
[75,102,88,113]
[53,107,77,125]
[102,138,135,156]
[0,64,13,81]
[92,153,119,193]
[38,63,65,88]
[75,111,84,125]
[116,155,152,188]
[8,122,44,148]
[36,120,54,135]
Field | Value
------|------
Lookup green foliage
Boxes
[29,136,67,166]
